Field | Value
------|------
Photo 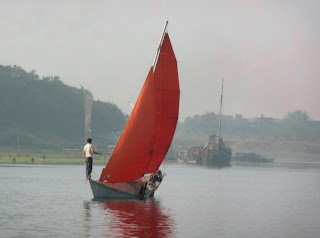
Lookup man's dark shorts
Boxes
[86,157,93,178]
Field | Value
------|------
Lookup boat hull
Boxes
[89,180,138,198]
[89,177,163,199]
[197,135,232,167]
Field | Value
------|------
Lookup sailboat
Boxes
[197,79,232,166]
[89,21,180,198]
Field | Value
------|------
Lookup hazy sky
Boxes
[1,0,319,120]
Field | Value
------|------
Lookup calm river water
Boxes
[1,162,320,238]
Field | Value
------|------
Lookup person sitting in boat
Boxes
[83,138,102,180]
[150,170,163,184]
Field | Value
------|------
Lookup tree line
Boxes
[1,64,318,149]
[176,110,320,142]
[0,65,127,148]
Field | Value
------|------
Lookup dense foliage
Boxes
[0,65,126,148]
[176,111,320,142]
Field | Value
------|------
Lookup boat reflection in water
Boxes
[102,198,175,237]
[83,198,176,237]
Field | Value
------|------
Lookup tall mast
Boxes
[17,128,19,156]
[152,21,168,72]
[218,79,224,140]
[84,90,93,142]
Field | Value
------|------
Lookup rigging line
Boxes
[220,150,233,160]
[124,65,151,114]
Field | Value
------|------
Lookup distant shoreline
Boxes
[1,158,320,166]
[0,162,105,166]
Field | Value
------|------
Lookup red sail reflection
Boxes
[101,199,176,237]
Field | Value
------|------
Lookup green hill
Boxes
[0,65,126,151]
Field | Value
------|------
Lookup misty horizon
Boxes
[1,0,319,120]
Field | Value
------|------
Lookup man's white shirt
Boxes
[83,143,94,157]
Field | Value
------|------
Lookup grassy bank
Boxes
[0,153,109,165]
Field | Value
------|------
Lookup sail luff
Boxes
[145,33,180,174]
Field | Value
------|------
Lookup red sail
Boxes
[99,68,156,183]
[145,33,180,173]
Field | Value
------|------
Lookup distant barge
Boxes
[233,152,274,163]
[195,134,232,166]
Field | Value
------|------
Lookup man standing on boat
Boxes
[83,138,102,180]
